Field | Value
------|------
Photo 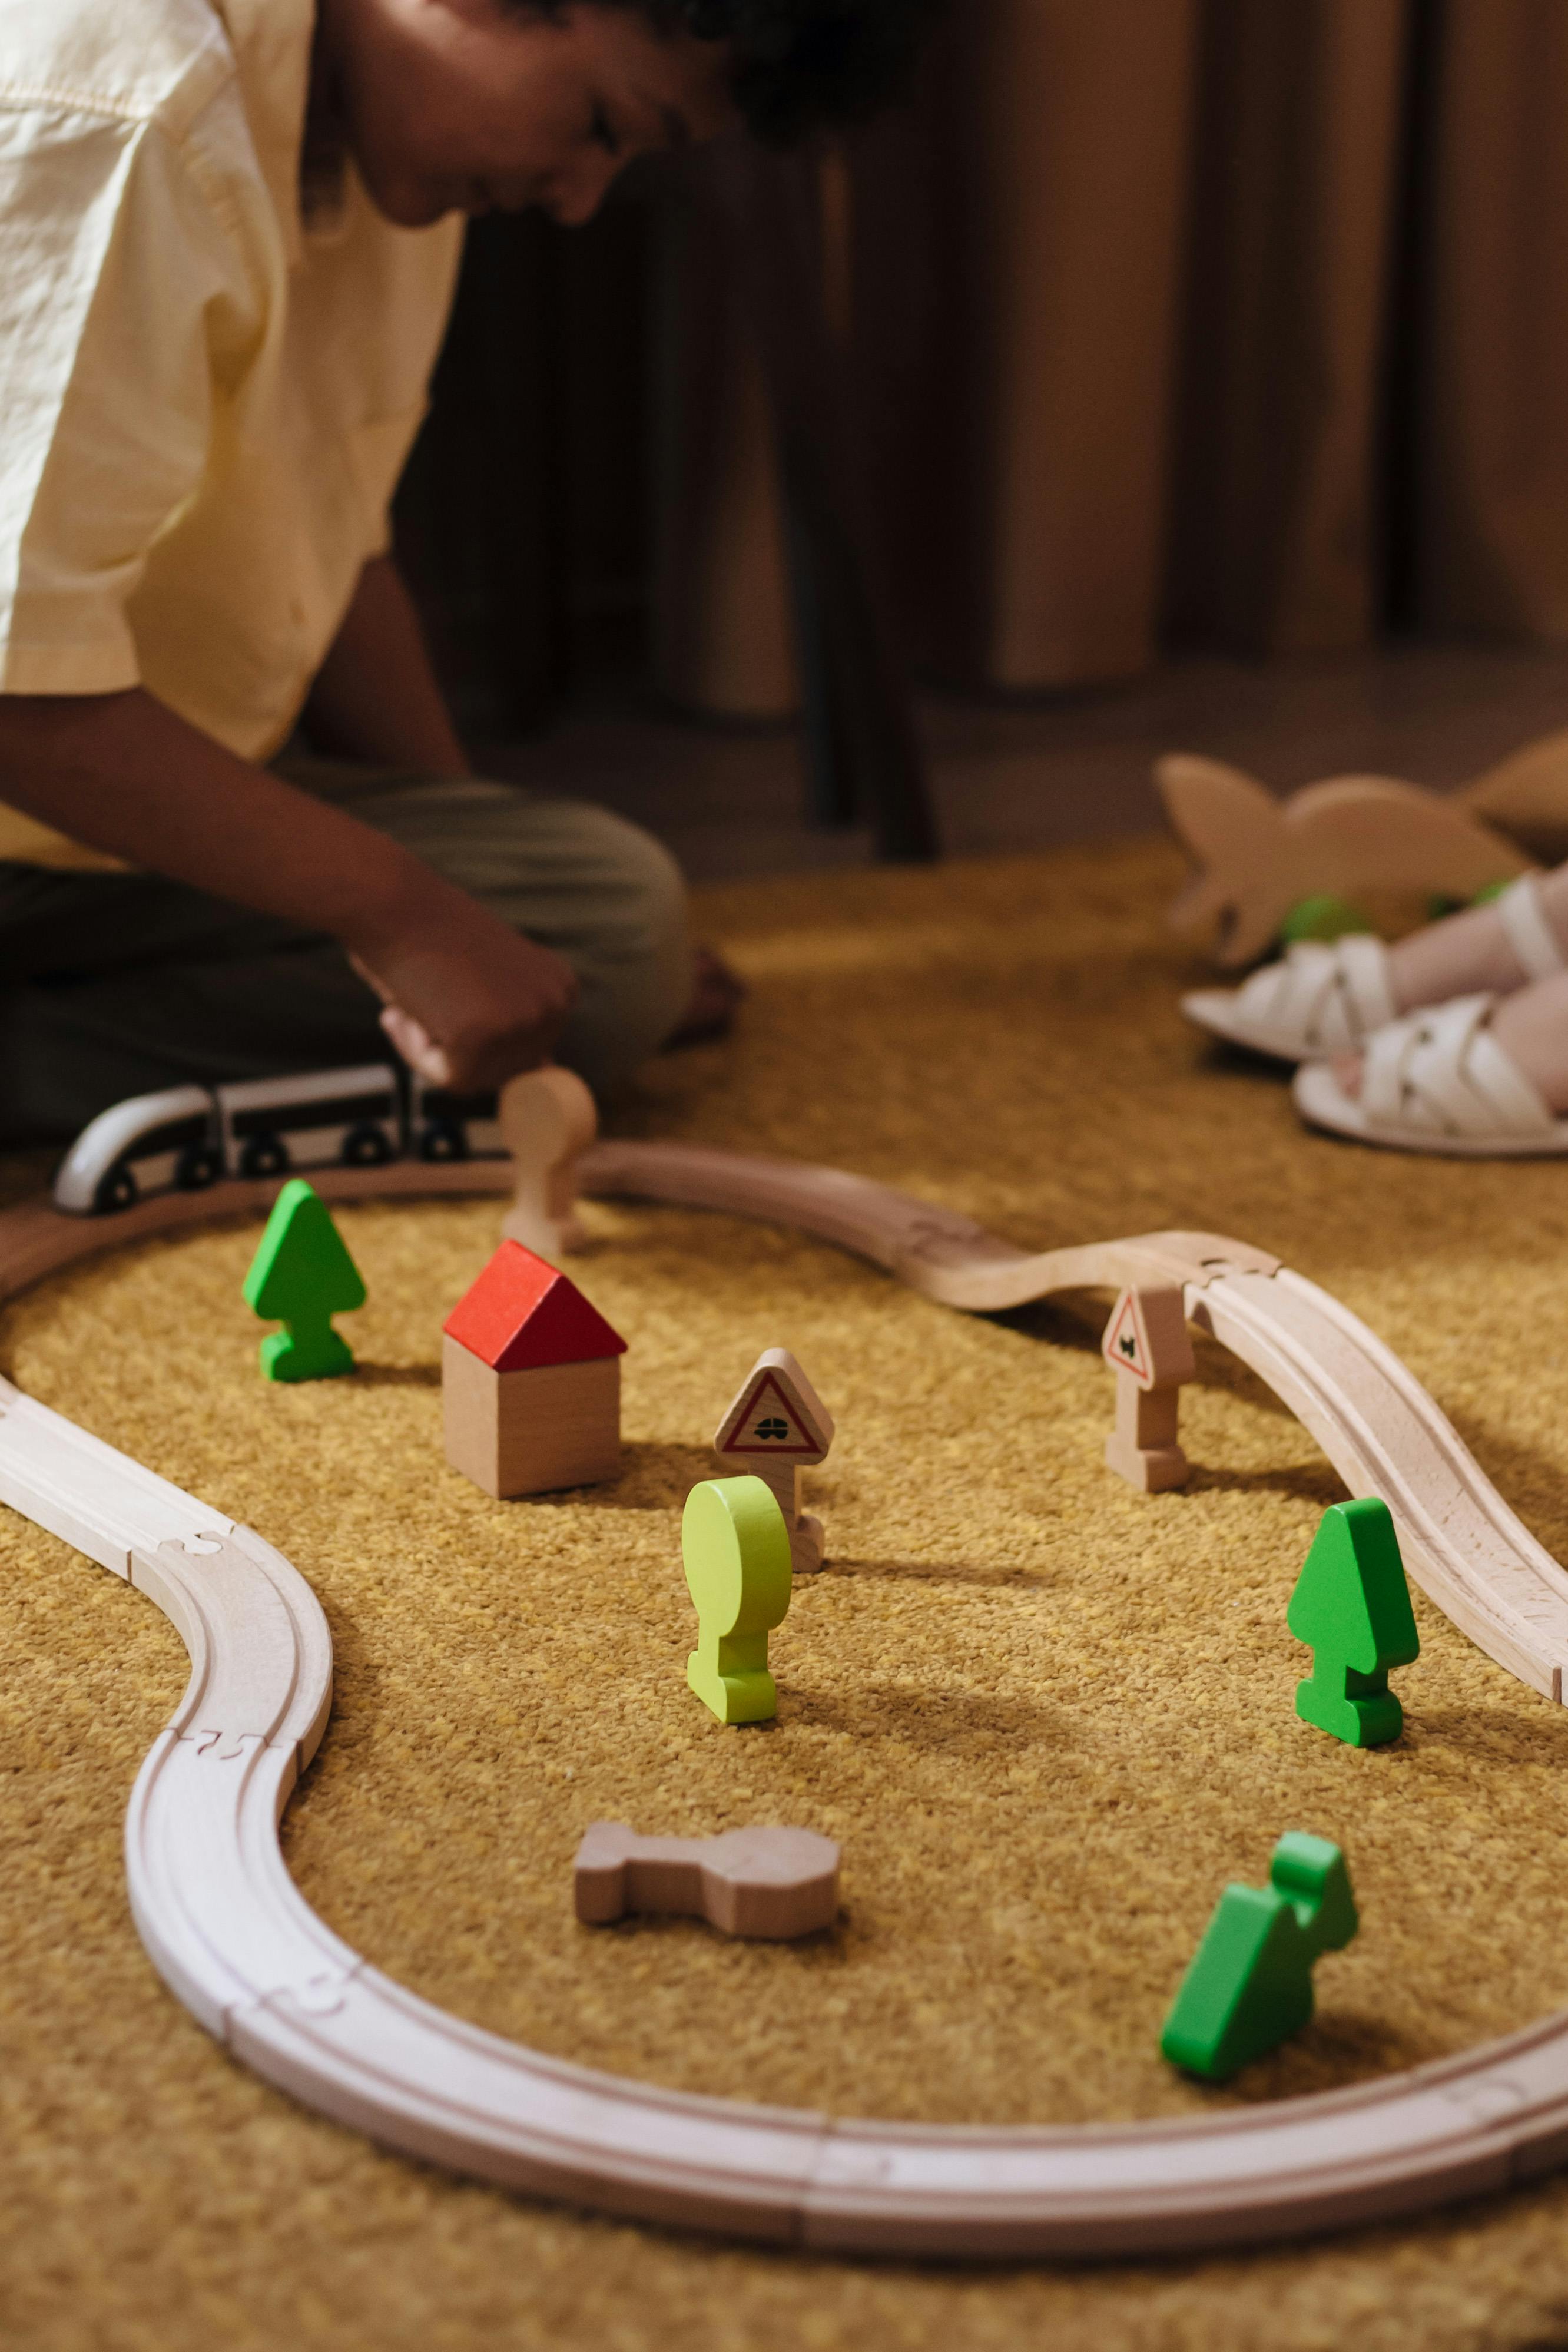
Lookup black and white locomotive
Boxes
[54,1064,507,1214]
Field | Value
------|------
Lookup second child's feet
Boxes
[1330,965,1568,1117]
[1185,870,1568,1064]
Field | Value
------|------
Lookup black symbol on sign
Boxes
[755,1417,790,1440]
[1118,1335,1137,1360]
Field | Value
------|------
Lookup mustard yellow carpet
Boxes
[6,838,1568,2351]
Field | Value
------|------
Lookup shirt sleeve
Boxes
[0,92,256,694]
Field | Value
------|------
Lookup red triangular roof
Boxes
[443,1240,627,1371]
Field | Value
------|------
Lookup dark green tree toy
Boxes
[242,1180,366,1382]
[1161,1832,1358,2081]
[1287,1496,1419,1746]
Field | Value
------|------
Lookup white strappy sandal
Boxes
[1293,993,1568,1155]
[1182,935,1397,1061]
[1181,873,1558,1065]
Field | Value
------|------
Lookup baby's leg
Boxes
[1490,969,1568,1110]
[1387,865,1568,1012]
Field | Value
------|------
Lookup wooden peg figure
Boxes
[498,1065,596,1262]
[682,1476,794,1724]
[1102,1282,1196,1493]
[712,1347,836,1572]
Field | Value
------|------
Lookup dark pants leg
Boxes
[0,768,691,1144]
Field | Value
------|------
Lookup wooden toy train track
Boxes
[5,1142,1568,2259]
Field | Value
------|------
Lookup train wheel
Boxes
[175,1147,223,1191]
[417,1121,466,1162]
[239,1137,289,1178]
[92,1165,138,1214]
[343,1123,395,1167]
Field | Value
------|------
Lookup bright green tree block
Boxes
[1278,893,1371,946]
[1287,1496,1419,1745]
[1161,1831,1358,2081]
[242,1179,366,1383]
[682,1475,794,1725]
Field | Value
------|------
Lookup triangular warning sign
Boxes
[714,1349,834,1462]
[1103,1290,1151,1382]
[1100,1284,1195,1392]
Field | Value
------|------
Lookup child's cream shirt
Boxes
[0,0,464,866]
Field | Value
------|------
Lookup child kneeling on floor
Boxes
[0,0,933,1145]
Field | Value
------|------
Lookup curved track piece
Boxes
[5,1144,1568,2254]
[580,1143,1568,1702]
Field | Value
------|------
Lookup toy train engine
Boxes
[52,1085,223,1214]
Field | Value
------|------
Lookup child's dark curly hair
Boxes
[598,0,943,144]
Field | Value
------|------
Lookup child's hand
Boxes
[349,899,579,1090]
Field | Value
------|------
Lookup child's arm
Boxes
[0,686,578,1090]
[301,556,472,776]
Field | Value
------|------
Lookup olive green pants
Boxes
[0,761,691,1145]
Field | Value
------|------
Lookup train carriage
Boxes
[215,1065,402,1178]
[54,1062,518,1214]
[408,1076,506,1162]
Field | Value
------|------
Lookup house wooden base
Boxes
[443,1335,621,1498]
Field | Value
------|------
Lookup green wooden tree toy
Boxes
[1287,1496,1419,1746]
[242,1180,366,1383]
[1161,1831,1358,2082]
[682,1475,794,1725]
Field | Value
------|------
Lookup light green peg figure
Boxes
[682,1475,794,1725]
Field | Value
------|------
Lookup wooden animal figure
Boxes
[712,1347,835,1572]
[1102,1283,1196,1493]
[442,1240,626,1498]
[682,1475,794,1724]
[1461,724,1568,865]
[1161,1832,1358,2082]
[242,1180,366,1382]
[498,1065,596,1261]
[573,1821,840,1939]
[1158,753,1530,969]
[1287,1498,1419,1747]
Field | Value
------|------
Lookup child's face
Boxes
[328,0,739,229]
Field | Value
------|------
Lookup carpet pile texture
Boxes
[6,837,1568,2350]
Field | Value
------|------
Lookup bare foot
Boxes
[661,943,746,1051]
[1332,966,1568,1111]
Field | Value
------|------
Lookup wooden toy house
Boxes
[442,1240,626,1498]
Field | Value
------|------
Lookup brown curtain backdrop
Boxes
[397,0,1568,725]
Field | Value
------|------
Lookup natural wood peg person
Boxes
[499,1064,596,1261]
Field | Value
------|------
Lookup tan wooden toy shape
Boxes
[498,1065,596,1260]
[1158,754,1531,969]
[712,1347,835,1573]
[1102,1282,1196,1493]
[573,1821,840,1939]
